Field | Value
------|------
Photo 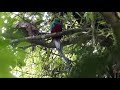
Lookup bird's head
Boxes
[54,18,61,23]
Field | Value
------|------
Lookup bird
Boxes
[50,17,71,65]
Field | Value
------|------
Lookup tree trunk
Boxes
[102,12,120,78]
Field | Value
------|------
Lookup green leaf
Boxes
[17,42,31,47]
[84,12,94,22]
[0,40,16,77]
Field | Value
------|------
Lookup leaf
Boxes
[0,67,16,78]
[0,40,16,77]
[17,42,31,47]
[0,36,26,77]
[84,12,94,23]
[15,49,26,67]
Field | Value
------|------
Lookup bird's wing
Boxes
[50,23,55,32]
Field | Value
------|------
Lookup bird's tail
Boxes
[57,49,71,64]
[54,39,61,49]
[54,39,71,64]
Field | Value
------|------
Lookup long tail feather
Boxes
[54,39,71,64]
[58,48,71,64]
[54,40,61,49]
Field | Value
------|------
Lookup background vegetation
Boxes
[0,12,120,78]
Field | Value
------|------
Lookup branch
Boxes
[14,33,91,48]
[12,28,89,42]
[11,27,91,48]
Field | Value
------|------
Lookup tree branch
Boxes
[11,27,91,48]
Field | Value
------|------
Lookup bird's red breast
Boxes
[51,24,62,33]
[51,24,62,40]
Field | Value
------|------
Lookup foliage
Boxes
[0,12,118,78]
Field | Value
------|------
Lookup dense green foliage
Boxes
[0,12,119,78]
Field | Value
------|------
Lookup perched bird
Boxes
[50,18,62,49]
[50,18,71,64]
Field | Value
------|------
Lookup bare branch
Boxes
[11,26,91,48]
[12,27,89,42]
